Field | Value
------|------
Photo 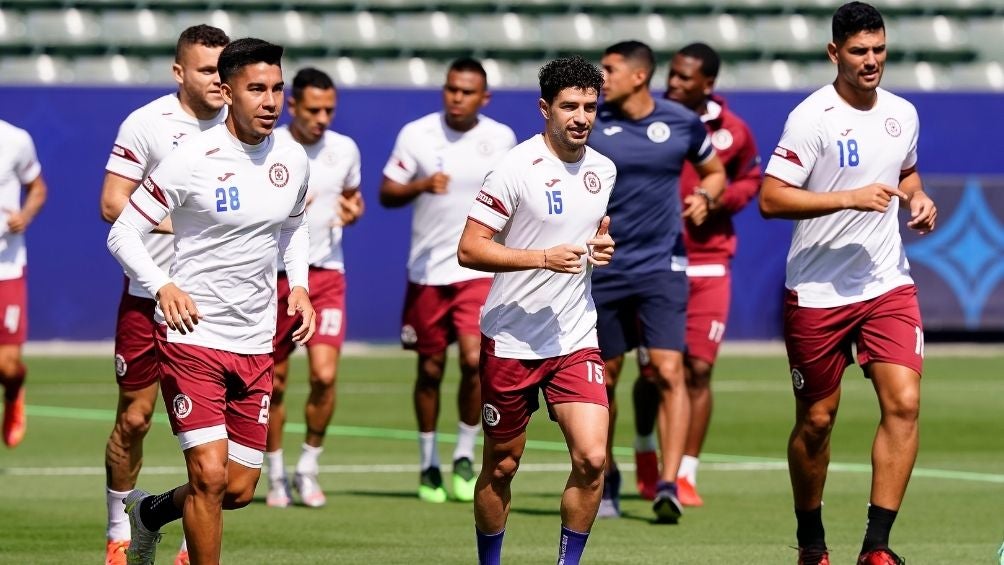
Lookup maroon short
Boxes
[783,284,924,402]
[400,278,491,355]
[114,280,159,390]
[479,337,609,441]
[685,273,731,365]
[0,273,27,345]
[274,268,346,363]
[156,329,274,451]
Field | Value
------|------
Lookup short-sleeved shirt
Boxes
[105,94,226,298]
[128,123,309,354]
[765,85,918,308]
[587,98,713,280]
[273,126,361,272]
[383,112,517,285]
[0,120,42,281]
[468,134,617,360]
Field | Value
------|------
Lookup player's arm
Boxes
[759,175,908,220]
[338,187,364,226]
[458,219,597,274]
[378,173,449,208]
[100,172,174,234]
[898,167,936,234]
[715,128,763,215]
[683,154,726,226]
[6,174,47,234]
[280,181,316,344]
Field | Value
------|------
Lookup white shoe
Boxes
[123,490,162,565]
[293,471,326,508]
[266,477,292,508]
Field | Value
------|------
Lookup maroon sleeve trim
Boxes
[141,178,169,208]
[112,144,141,164]
[468,216,501,233]
[106,170,142,183]
[475,190,509,217]
[129,199,160,226]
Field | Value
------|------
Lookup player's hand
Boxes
[4,210,29,233]
[682,194,710,226]
[849,183,908,213]
[156,283,200,335]
[543,244,588,274]
[587,215,615,266]
[288,286,316,345]
[907,190,937,234]
[425,172,450,195]
[337,190,365,226]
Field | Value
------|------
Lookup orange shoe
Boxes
[3,386,26,448]
[634,450,659,500]
[105,539,129,565]
[174,549,190,565]
[857,548,905,565]
[676,476,704,507]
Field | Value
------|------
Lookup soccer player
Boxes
[759,3,937,564]
[98,24,228,565]
[379,57,517,503]
[106,38,314,565]
[0,119,47,449]
[586,40,726,521]
[649,42,762,507]
[458,55,616,565]
[264,67,364,509]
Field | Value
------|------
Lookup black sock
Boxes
[861,504,898,554]
[795,506,826,549]
[139,488,183,531]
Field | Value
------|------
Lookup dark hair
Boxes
[175,24,229,61]
[604,40,655,85]
[677,42,721,79]
[292,67,335,100]
[448,56,488,86]
[832,1,885,44]
[538,55,604,104]
[217,38,283,84]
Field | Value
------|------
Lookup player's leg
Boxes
[450,278,490,502]
[474,431,527,565]
[631,350,660,500]
[265,272,296,508]
[592,285,631,518]
[0,275,28,448]
[294,343,340,507]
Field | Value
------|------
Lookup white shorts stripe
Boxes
[177,424,227,451]
[228,440,264,468]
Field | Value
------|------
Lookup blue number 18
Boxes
[836,139,860,168]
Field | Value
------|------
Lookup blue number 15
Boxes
[546,190,563,215]
[215,186,241,212]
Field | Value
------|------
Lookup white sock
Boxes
[452,422,480,462]
[634,433,657,453]
[266,450,286,482]
[106,488,131,541]
[678,455,700,484]
[419,431,439,470]
[179,537,188,553]
[295,443,323,475]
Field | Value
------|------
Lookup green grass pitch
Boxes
[1,352,1001,564]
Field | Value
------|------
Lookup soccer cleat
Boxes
[676,476,704,507]
[596,469,621,518]
[105,540,129,565]
[2,385,26,448]
[634,450,659,500]
[266,477,292,508]
[998,540,1004,565]
[652,481,683,523]
[173,549,190,565]
[797,546,830,565]
[451,457,476,502]
[418,466,448,503]
[857,547,905,565]
[123,489,161,565]
[293,471,327,508]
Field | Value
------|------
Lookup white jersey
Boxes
[273,126,361,272]
[109,124,310,354]
[105,93,227,298]
[0,120,42,281]
[765,85,918,308]
[383,112,517,285]
[469,134,617,360]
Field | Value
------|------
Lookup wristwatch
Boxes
[695,188,717,207]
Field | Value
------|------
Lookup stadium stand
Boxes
[0,0,999,88]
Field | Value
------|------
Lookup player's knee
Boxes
[223,484,257,509]
[798,407,836,442]
[487,452,521,484]
[883,389,920,422]
[686,362,713,390]
[188,462,228,499]
[117,406,153,440]
[460,351,480,376]
[655,361,685,388]
[570,449,606,485]
[0,356,23,380]
[416,370,444,389]
[308,365,337,389]
[271,372,289,398]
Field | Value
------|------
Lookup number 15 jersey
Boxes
[765,85,918,308]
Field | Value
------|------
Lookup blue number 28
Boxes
[215,186,241,212]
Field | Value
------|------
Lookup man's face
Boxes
[288,86,336,145]
[542,87,599,152]
[666,54,712,110]
[222,62,284,142]
[829,28,887,92]
[174,43,226,115]
[441,69,488,130]
[600,53,644,105]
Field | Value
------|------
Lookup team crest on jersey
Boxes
[791,368,805,390]
[322,150,338,166]
[401,324,418,346]
[884,118,902,137]
[483,404,501,427]
[269,163,290,187]
[583,171,602,194]
[646,121,671,143]
[711,129,734,151]
[114,354,127,377]
[477,141,494,156]
[173,394,194,420]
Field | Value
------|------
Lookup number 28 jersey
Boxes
[765,85,918,308]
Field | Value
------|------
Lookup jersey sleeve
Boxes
[344,139,362,190]
[764,108,821,188]
[381,126,418,185]
[686,114,715,165]
[902,105,919,171]
[106,112,152,182]
[129,150,190,228]
[468,165,519,233]
[280,169,311,291]
[13,129,41,184]
[718,121,763,214]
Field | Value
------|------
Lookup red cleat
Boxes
[857,548,905,565]
[3,386,26,448]
[676,476,704,507]
[634,450,659,500]
[797,546,830,565]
